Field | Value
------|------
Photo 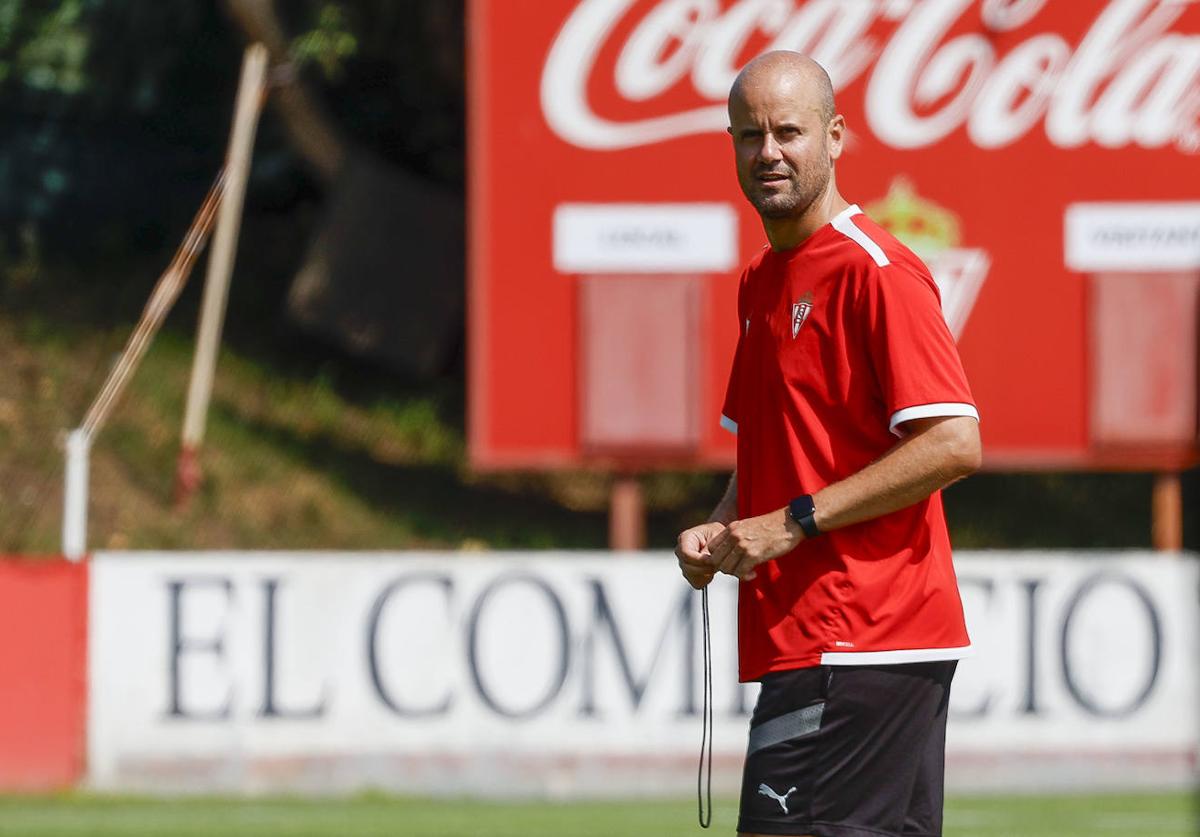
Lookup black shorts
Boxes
[737,660,957,837]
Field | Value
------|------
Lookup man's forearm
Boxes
[709,471,738,525]
[812,417,979,533]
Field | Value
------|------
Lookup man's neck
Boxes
[763,186,850,251]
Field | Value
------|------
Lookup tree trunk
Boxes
[219,0,345,185]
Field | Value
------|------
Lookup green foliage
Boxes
[0,0,90,92]
[0,0,244,254]
[287,0,466,186]
[290,4,358,81]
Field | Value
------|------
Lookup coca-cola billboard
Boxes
[541,0,1200,153]
[469,0,1200,470]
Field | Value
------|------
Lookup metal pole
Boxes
[62,429,91,561]
[176,43,269,505]
[1151,471,1183,552]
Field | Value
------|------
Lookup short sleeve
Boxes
[720,269,750,435]
[720,335,743,435]
[863,263,978,436]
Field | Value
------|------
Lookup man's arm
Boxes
[705,415,981,581]
[675,472,738,589]
[812,415,980,531]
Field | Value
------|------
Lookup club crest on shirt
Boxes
[791,292,814,338]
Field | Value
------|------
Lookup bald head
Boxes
[729,51,835,126]
[725,51,845,236]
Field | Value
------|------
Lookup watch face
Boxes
[789,495,820,536]
[790,495,815,521]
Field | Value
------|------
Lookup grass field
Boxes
[0,792,1193,836]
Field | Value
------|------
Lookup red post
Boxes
[1151,472,1183,552]
[609,475,646,551]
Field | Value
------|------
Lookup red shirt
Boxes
[721,204,976,682]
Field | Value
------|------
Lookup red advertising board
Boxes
[0,559,88,790]
[469,0,1200,471]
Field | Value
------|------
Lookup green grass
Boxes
[0,793,1193,836]
[0,296,734,552]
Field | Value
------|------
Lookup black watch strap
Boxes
[788,494,821,538]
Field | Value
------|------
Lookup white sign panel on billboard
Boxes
[1065,203,1200,271]
[89,551,1199,795]
[553,203,738,273]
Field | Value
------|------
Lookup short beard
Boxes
[745,163,830,220]
[752,189,814,219]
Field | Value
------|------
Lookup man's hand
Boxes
[704,507,803,582]
[675,521,727,589]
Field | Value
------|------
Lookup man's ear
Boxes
[827,114,846,161]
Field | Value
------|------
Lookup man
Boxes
[675,51,981,837]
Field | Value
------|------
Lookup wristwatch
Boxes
[788,494,821,538]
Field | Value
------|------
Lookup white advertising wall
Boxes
[88,551,1199,795]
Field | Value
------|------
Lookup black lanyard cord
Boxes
[698,586,714,828]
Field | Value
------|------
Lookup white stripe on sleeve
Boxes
[888,403,979,436]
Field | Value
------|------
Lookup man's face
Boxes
[728,78,839,220]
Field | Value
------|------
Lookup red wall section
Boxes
[0,558,87,790]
